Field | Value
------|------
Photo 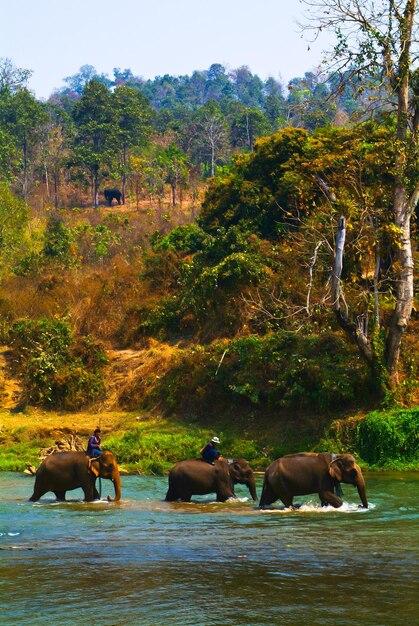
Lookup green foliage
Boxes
[140,226,268,338]
[106,424,268,474]
[0,182,28,271]
[12,251,43,277]
[200,127,309,236]
[152,223,209,254]
[355,408,419,468]
[152,332,376,418]
[8,318,107,409]
[43,215,74,263]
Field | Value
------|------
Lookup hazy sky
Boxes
[2,0,334,99]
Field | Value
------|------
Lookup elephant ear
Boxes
[214,459,231,487]
[329,457,342,481]
[88,458,100,478]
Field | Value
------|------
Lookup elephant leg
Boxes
[259,479,279,507]
[54,491,66,501]
[81,480,96,502]
[319,490,342,508]
[165,486,178,501]
[29,485,47,502]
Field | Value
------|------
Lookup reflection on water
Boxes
[0,473,418,625]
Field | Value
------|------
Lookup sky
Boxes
[1,0,334,99]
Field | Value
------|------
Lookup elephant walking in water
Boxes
[165,458,257,502]
[259,452,368,509]
[29,450,121,502]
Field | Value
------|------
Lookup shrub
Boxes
[152,331,376,418]
[355,408,419,467]
[8,317,107,409]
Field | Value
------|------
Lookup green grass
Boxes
[0,406,418,474]
[105,423,270,474]
[0,438,53,472]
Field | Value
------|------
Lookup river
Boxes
[0,471,418,625]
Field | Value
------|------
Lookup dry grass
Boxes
[104,339,181,409]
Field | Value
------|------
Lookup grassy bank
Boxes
[0,406,418,474]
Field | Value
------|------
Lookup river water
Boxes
[0,471,418,625]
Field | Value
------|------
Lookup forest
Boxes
[0,5,418,474]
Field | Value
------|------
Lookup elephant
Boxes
[29,450,121,502]
[259,452,368,509]
[103,188,122,206]
[165,458,257,502]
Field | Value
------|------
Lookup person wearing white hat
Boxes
[200,436,222,464]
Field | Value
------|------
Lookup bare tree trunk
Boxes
[53,168,59,208]
[122,144,127,204]
[43,147,50,201]
[332,216,374,363]
[22,141,28,200]
[210,140,215,177]
[386,3,416,386]
[386,212,414,384]
[93,165,99,208]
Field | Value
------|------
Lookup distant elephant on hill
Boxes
[104,188,122,206]
[29,450,121,502]
[165,457,257,502]
[259,452,368,509]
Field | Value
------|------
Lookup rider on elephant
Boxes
[86,428,102,458]
[200,436,222,464]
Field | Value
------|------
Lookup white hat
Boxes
[211,436,220,444]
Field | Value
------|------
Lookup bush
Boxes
[355,408,419,467]
[8,317,107,409]
[152,331,376,418]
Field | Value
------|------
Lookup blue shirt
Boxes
[202,443,220,464]
[86,434,101,456]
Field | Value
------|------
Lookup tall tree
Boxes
[113,85,153,203]
[0,58,32,92]
[156,143,189,206]
[192,100,229,177]
[72,80,116,207]
[301,0,419,386]
[0,88,47,198]
[228,103,270,152]
[63,65,112,95]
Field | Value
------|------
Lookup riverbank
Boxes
[0,405,418,474]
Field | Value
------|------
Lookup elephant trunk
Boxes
[107,472,121,502]
[247,475,257,501]
[355,471,368,508]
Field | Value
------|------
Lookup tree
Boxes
[192,101,229,177]
[72,80,116,207]
[0,58,32,92]
[301,0,419,386]
[0,88,47,198]
[156,143,189,206]
[40,104,72,207]
[63,65,112,95]
[228,103,271,152]
[113,86,153,203]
